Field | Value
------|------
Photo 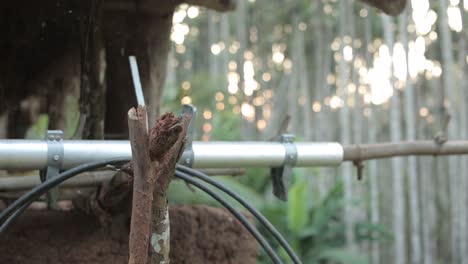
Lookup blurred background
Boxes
[160,0,467,263]
[1,0,467,263]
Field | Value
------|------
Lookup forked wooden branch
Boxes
[127,106,190,264]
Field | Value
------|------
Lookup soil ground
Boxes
[0,205,258,264]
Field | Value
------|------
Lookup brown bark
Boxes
[128,106,154,264]
[127,107,190,264]
[103,8,173,138]
[80,0,107,139]
[149,113,191,263]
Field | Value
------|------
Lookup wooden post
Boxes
[128,106,154,264]
[127,106,190,264]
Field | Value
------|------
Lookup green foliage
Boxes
[160,6,394,262]
[211,110,242,140]
[318,249,369,264]
[24,95,78,139]
[258,172,392,263]
[25,114,48,139]
[287,176,309,234]
[169,168,391,263]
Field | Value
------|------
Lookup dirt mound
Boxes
[0,205,258,264]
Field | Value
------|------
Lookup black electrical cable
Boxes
[0,202,31,234]
[176,164,302,264]
[1,166,283,263]
[174,171,283,264]
[0,158,294,264]
[0,157,130,229]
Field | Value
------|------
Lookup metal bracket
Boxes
[40,130,64,209]
[180,104,197,167]
[270,134,297,201]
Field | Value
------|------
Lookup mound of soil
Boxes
[0,205,258,264]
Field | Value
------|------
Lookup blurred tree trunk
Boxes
[346,0,368,255]
[79,2,106,139]
[289,14,301,135]
[266,75,290,138]
[399,6,421,264]
[295,17,312,140]
[382,14,406,264]
[438,0,460,262]
[165,48,176,93]
[368,103,380,264]
[220,14,230,90]
[339,0,356,252]
[208,11,219,89]
[0,113,6,138]
[312,0,330,197]
[236,0,254,139]
[420,159,436,264]
[103,9,173,137]
[364,8,380,264]
[458,2,468,261]
[415,79,437,264]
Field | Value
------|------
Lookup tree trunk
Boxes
[364,8,380,264]
[346,0,367,255]
[220,14,230,90]
[208,11,219,89]
[311,0,330,198]
[438,0,460,261]
[399,6,421,264]
[296,19,312,140]
[339,0,356,252]
[289,15,300,135]
[103,8,173,138]
[458,2,468,261]
[0,113,7,139]
[79,1,106,139]
[382,14,406,264]
[236,0,253,139]
[368,105,380,264]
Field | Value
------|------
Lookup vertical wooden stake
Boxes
[127,106,190,264]
[128,106,155,264]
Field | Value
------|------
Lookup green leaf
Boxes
[287,176,309,234]
[297,226,318,238]
[168,177,265,209]
[215,177,266,209]
[319,248,369,264]
[311,182,343,232]
[25,114,49,139]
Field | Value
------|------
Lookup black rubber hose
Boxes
[0,157,130,228]
[0,159,292,264]
[176,164,302,264]
[174,171,284,264]
[0,202,31,234]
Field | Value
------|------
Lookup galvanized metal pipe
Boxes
[0,140,343,170]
